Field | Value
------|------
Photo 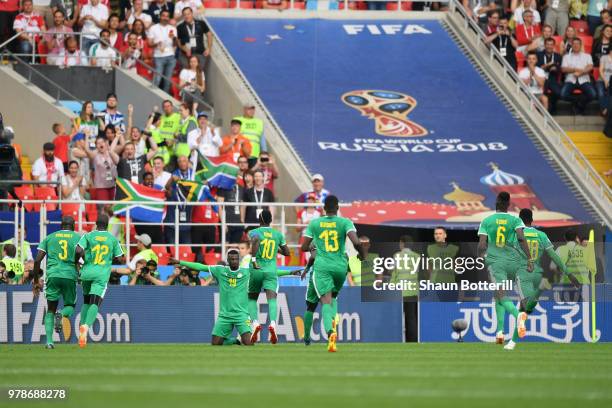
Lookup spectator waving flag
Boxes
[113,178,166,222]
[195,152,238,189]
[176,180,219,212]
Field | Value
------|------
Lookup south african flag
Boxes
[113,178,166,222]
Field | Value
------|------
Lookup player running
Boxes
[32,216,81,349]
[517,208,580,315]
[301,195,363,352]
[248,210,290,344]
[477,192,532,351]
[75,214,124,348]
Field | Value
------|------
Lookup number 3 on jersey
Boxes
[58,240,68,260]
[92,244,109,265]
[319,230,339,252]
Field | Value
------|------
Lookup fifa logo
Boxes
[342,90,428,137]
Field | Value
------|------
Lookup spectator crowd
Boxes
[471,0,612,115]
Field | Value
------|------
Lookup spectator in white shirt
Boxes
[55,36,88,67]
[12,0,46,57]
[32,142,65,192]
[174,0,204,20]
[148,9,177,93]
[79,0,109,53]
[122,32,141,74]
[128,0,153,30]
[188,112,222,166]
[519,51,548,109]
[152,156,171,190]
[44,9,73,65]
[61,160,87,206]
[179,54,205,104]
[597,46,612,115]
[89,29,118,68]
[561,37,597,114]
[512,0,541,25]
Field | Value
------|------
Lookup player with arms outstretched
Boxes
[301,195,363,352]
[75,214,124,348]
[248,210,290,344]
[32,216,81,349]
[517,209,581,314]
[477,192,532,350]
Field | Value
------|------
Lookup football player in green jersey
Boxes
[75,214,124,348]
[477,192,532,350]
[248,210,290,344]
[32,216,81,349]
[517,209,580,320]
[301,195,363,352]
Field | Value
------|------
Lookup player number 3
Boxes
[58,240,68,260]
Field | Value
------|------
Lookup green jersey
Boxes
[77,230,123,281]
[556,242,590,284]
[38,230,81,280]
[477,212,525,261]
[180,261,250,321]
[523,227,553,268]
[427,243,460,284]
[248,227,286,272]
[304,215,356,273]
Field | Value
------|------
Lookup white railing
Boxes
[0,199,343,264]
[447,0,612,226]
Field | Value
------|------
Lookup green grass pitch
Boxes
[1,343,611,408]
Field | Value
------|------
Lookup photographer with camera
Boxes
[142,264,202,286]
[0,261,16,284]
[127,259,161,285]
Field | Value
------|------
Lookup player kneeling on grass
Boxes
[75,214,124,348]
[170,249,254,346]
[248,209,291,344]
[32,216,81,349]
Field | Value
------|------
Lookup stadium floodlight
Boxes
[452,319,468,343]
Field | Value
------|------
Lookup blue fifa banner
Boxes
[420,296,612,343]
[208,18,593,227]
[0,286,403,344]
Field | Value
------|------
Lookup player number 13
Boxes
[319,230,339,252]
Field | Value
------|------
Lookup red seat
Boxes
[515,51,526,71]
[12,185,35,212]
[293,1,306,9]
[229,0,254,8]
[157,253,170,265]
[37,41,48,64]
[34,186,58,211]
[570,20,589,35]
[204,251,221,265]
[170,245,196,262]
[204,0,229,7]
[386,1,412,10]
[593,69,600,81]
[578,35,593,53]
[553,35,563,52]
[61,203,81,218]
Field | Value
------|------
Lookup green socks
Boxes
[303,310,314,341]
[322,303,333,335]
[84,304,99,327]
[44,312,54,345]
[495,300,505,333]
[79,304,91,327]
[248,299,258,324]
[61,306,74,318]
[268,298,278,323]
[331,298,338,320]
[500,299,519,318]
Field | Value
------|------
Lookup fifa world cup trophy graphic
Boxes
[342,90,428,137]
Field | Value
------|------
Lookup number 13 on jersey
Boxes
[319,230,339,252]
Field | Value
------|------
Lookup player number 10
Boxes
[528,240,539,260]
[260,239,276,260]
[319,230,339,252]
[92,244,109,265]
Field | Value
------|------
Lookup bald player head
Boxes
[61,216,75,231]
[96,214,109,231]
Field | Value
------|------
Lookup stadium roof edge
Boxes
[204,9,444,20]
